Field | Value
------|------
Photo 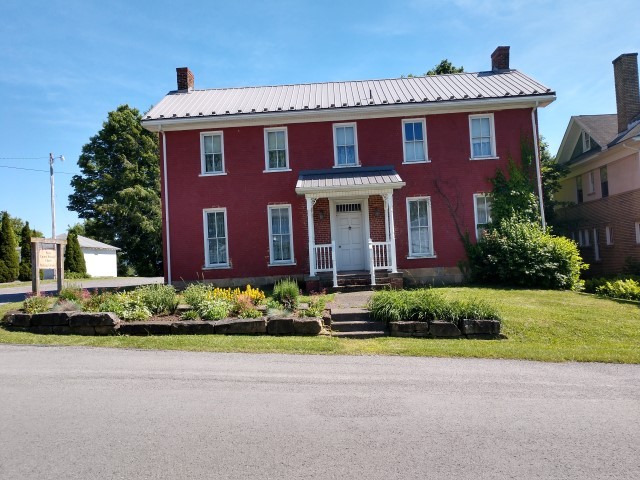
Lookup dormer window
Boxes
[582,131,591,152]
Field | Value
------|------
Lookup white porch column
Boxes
[385,192,398,273]
[306,196,316,276]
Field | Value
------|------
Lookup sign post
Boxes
[31,238,67,295]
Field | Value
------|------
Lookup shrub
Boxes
[182,283,266,312]
[98,292,152,321]
[182,283,211,310]
[65,271,91,280]
[180,310,200,321]
[466,217,587,290]
[369,289,501,324]
[83,291,113,312]
[232,293,262,318]
[273,278,299,310]
[136,284,179,315]
[64,232,87,277]
[52,299,83,312]
[595,279,640,301]
[198,299,232,321]
[23,294,51,314]
[58,284,89,303]
[623,257,640,276]
[299,295,327,318]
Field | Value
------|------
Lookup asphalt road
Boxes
[0,345,638,479]
[0,277,163,304]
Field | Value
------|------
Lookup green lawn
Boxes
[1,287,639,363]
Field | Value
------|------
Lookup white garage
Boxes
[56,234,119,277]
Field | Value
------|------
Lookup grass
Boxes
[1,287,639,363]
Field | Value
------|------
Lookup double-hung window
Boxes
[406,197,434,257]
[201,132,224,175]
[600,166,609,198]
[576,176,583,203]
[264,128,289,171]
[203,208,229,267]
[474,194,493,240]
[605,226,613,245]
[402,119,427,163]
[588,171,596,194]
[469,114,496,159]
[333,123,358,166]
[268,205,294,264]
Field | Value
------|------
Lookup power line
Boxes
[0,156,50,160]
[0,164,74,175]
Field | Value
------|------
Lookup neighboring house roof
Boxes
[56,234,120,251]
[573,115,618,148]
[142,70,554,124]
[295,166,405,195]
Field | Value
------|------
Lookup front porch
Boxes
[295,166,406,291]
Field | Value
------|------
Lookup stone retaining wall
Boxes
[389,319,500,338]
[2,312,323,336]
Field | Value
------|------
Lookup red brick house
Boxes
[141,47,555,289]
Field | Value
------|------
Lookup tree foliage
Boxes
[490,159,540,225]
[539,138,569,225]
[18,222,32,281]
[0,211,43,240]
[64,231,87,276]
[0,212,20,282]
[426,59,464,76]
[68,104,162,276]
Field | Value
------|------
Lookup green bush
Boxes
[58,284,87,303]
[23,294,51,314]
[52,299,83,312]
[98,292,152,321]
[623,257,640,276]
[182,283,211,310]
[64,232,87,277]
[595,279,640,301]
[273,278,299,310]
[180,310,200,321]
[466,217,587,290]
[197,299,231,321]
[369,289,501,324]
[65,271,91,280]
[136,284,179,315]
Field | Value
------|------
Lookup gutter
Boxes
[160,127,172,285]
[531,103,546,230]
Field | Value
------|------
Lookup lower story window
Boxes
[269,205,294,263]
[474,193,492,240]
[204,208,228,267]
[406,197,433,256]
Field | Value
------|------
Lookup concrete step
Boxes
[330,308,371,322]
[331,320,387,333]
[332,330,389,339]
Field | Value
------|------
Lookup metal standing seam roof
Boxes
[295,166,404,191]
[143,70,554,122]
[56,234,120,251]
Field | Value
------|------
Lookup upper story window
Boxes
[600,166,609,198]
[406,197,434,257]
[576,176,583,203]
[588,171,596,194]
[474,194,493,240]
[333,123,358,167]
[402,119,428,163]
[582,131,591,152]
[200,132,224,175]
[264,128,289,171]
[469,114,496,159]
[203,208,229,268]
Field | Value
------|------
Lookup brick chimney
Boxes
[612,53,640,133]
[176,67,194,91]
[491,46,510,71]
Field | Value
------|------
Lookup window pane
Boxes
[204,135,213,154]
[413,122,423,141]
[217,238,227,263]
[409,201,419,227]
[405,142,415,162]
[337,146,346,164]
[414,141,425,160]
[267,131,276,150]
[480,118,490,136]
[277,151,286,167]
[271,210,282,234]
[212,135,221,153]
[344,126,354,145]
[276,131,285,149]
[216,212,225,237]
[207,213,216,238]
[481,141,491,156]
[337,127,345,145]
[346,145,355,164]
[214,154,222,172]
[205,154,214,172]
[404,123,414,141]
[471,119,481,137]
[281,237,291,260]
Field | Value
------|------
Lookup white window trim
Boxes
[203,208,230,268]
[405,196,435,258]
[473,193,492,241]
[468,113,498,160]
[200,131,225,176]
[401,118,429,164]
[635,222,640,244]
[583,229,590,247]
[263,127,290,172]
[332,122,359,168]
[267,204,295,266]
[605,226,613,245]
[587,171,596,195]
[582,131,591,151]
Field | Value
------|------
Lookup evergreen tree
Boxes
[68,104,161,276]
[64,231,87,276]
[0,212,20,282]
[18,222,32,281]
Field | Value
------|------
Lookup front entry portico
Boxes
[295,166,405,287]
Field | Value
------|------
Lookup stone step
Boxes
[331,320,387,333]
[330,308,371,322]
[332,330,389,339]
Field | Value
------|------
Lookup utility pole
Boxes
[49,153,64,239]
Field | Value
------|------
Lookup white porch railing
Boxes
[368,239,394,285]
[312,241,338,287]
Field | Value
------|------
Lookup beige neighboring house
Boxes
[555,53,640,276]
[55,234,120,278]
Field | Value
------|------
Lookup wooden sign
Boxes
[38,248,57,269]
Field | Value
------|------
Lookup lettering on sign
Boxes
[38,249,57,269]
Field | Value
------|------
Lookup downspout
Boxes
[160,127,172,285]
[532,102,546,230]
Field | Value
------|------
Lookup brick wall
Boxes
[368,195,387,242]
[556,189,640,276]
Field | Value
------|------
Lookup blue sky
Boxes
[1,0,638,236]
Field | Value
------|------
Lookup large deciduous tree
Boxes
[425,59,464,76]
[0,212,20,282]
[68,104,162,276]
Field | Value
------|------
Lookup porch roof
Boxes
[295,166,405,196]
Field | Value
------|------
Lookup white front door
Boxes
[336,205,365,271]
